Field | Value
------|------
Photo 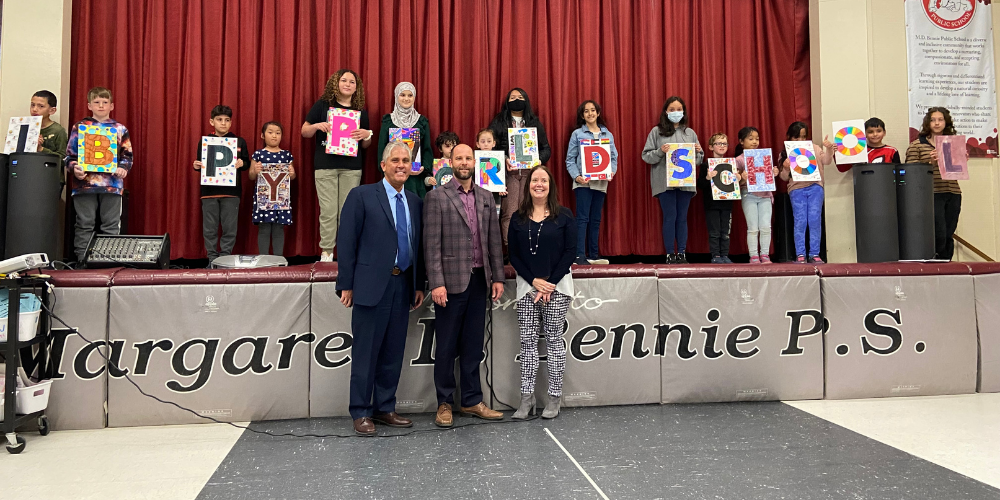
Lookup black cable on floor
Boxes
[39,300,537,440]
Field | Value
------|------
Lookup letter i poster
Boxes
[475,150,506,192]
[666,143,696,187]
[77,123,119,173]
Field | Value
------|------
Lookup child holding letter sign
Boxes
[905,107,965,261]
[489,88,552,254]
[565,100,618,265]
[64,87,134,262]
[777,121,835,263]
[301,69,372,262]
[697,132,737,263]
[733,127,779,264]
[250,121,295,255]
[193,105,250,263]
[642,96,703,264]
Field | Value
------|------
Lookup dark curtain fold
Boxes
[70,0,811,259]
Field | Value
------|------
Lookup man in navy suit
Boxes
[336,141,426,436]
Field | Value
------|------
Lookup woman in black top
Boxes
[301,69,373,262]
[507,166,576,420]
[489,88,552,254]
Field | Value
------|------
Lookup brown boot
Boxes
[435,403,453,427]
[460,402,503,420]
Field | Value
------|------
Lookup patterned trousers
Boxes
[516,290,571,397]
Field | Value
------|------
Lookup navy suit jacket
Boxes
[336,180,426,307]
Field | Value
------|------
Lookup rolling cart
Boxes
[1,276,51,454]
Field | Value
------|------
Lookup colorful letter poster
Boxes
[507,127,540,169]
[784,141,822,182]
[4,116,42,154]
[832,119,868,165]
[580,138,612,180]
[936,135,969,180]
[432,158,450,176]
[200,136,238,186]
[475,150,506,192]
[326,108,361,156]
[707,158,741,201]
[257,163,292,211]
[77,123,119,173]
[744,148,776,193]
[389,127,422,173]
[666,143,696,187]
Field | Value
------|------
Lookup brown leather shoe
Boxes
[371,412,413,428]
[460,402,504,420]
[353,417,375,436]
[435,403,453,427]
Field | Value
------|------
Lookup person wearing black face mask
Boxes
[489,88,552,257]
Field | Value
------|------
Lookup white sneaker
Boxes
[587,258,610,265]
[320,251,333,262]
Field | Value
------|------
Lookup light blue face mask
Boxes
[667,111,684,124]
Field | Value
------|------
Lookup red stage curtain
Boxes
[70,0,811,259]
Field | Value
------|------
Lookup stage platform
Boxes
[28,261,999,430]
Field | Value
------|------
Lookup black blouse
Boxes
[507,207,576,285]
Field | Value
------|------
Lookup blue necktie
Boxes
[395,193,411,271]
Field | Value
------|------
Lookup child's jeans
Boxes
[73,193,123,262]
[789,183,824,257]
[741,193,772,257]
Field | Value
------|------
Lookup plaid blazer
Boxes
[423,180,504,293]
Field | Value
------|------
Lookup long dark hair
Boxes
[576,100,607,127]
[320,69,366,109]
[919,107,957,137]
[490,87,539,128]
[517,165,561,222]
[656,96,688,137]
[785,121,809,140]
[733,126,760,157]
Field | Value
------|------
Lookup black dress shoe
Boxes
[372,412,413,428]
[353,417,376,436]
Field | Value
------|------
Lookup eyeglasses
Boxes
[713,142,728,146]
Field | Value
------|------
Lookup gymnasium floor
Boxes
[2,394,998,500]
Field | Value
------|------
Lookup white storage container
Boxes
[0,309,41,342]
[0,293,42,342]
[15,379,53,415]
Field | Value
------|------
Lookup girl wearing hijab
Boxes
[377,82,435,198]
[489,88,552,254]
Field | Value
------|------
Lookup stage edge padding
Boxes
[973,274,1000,393]
[46,287,109,430]
[822,274,978,399]
[107,283,311,427]
[659,275,825,403]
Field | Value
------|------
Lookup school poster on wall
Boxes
[906,0,997,157]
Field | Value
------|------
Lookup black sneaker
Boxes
[665,254,677,264]
[574,256,590,266]
[675,253,689,264]
[721,256,734,264]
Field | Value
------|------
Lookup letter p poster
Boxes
[666,143,696,187]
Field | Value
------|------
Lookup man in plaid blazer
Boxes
[423,143,506,427]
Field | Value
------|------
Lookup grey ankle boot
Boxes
[542,394,561,419]
[512,393,535,419]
